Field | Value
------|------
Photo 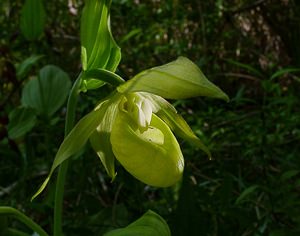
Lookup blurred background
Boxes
[1,0,300,235]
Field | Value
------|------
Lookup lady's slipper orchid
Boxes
[86,91,189,187]
[32,57,228,200]
[110,92,184,187]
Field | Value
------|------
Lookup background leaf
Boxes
[20,0,46,41]
[224,59,264,78]
[171,172,207,236]
[16,55,44,79]
[235,185,259,204]
[21,65,71,117]
[7,107,37,139]
[270,68,300,80]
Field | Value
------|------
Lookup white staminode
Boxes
[125,93,153,131]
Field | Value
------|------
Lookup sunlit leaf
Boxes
[104,210,171,236]
[81,0,121,71]
[8,107,37,139]
[20,0,46,41]
[21,65,71,117]
[118,57,229,101]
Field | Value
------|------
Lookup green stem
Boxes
[83,68,125,86]
[53,74,82,236]
[0,207,48,236]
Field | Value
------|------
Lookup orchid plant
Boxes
[33,56,229,201]
[0,0,228,235]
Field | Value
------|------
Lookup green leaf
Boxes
[117,57,229,101]
[270,68,300,81]
[104,210,171,236]
[81,0,121,71]
[8,107,37,139]
[16,55,44,79]
[235,185,259,204]
[111,106,184,187]
[32,102,109,200]
[119,28,142,44]
[89,95,121,179]
[280,170,300,182]
[224,59,264,78]
[143,93,211,158]
[21,65,71,117]
[20,0,46,41]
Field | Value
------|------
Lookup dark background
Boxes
[1,0,300,235]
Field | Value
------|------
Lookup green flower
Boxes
[32,57,228,200]
[93,91,185,187]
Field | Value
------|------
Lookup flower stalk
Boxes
[53,74,82,236]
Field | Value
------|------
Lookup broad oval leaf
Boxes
[32,101,109,200]
[117,57,229,101]
[8,107,37,139]
[111,109,184,187]
[20,0,46,41]
[104,210,171,236]
[21,65,71,117]
[81,0,121,71]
